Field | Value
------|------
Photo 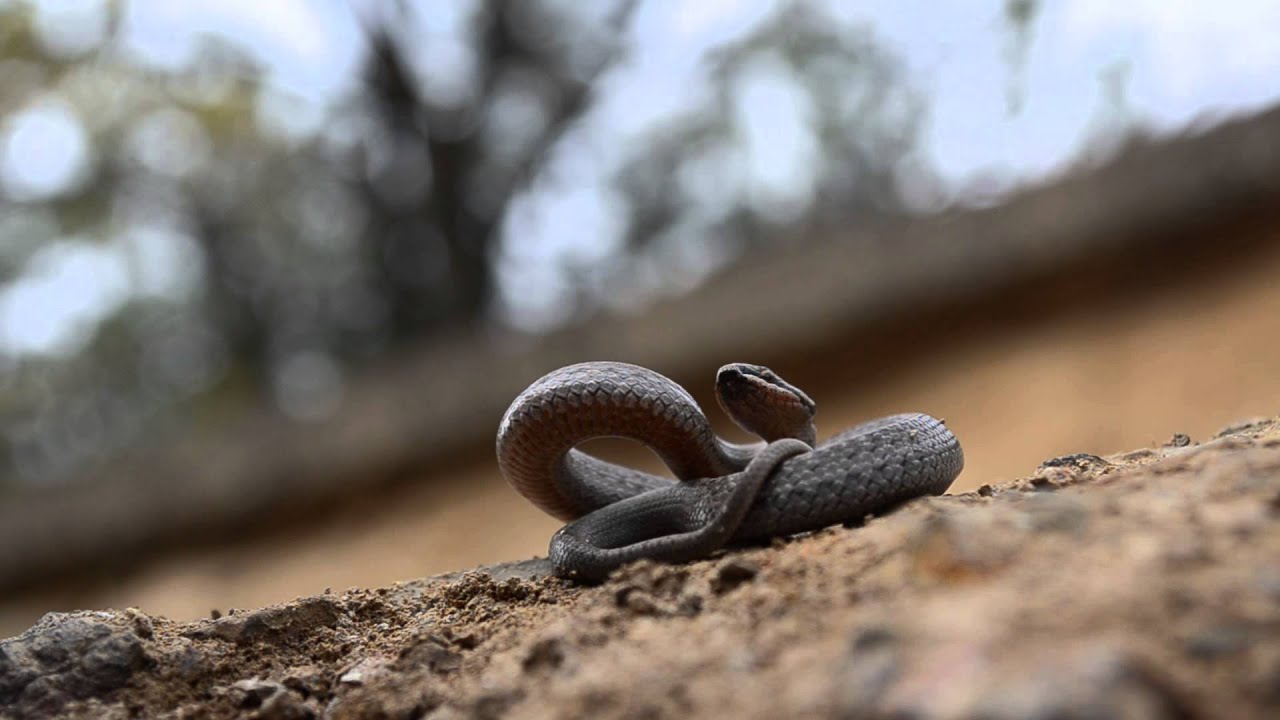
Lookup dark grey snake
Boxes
[496,362,963,581]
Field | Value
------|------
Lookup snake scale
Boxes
[496,361,964,580]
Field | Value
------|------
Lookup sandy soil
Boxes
[4,417,1279,719]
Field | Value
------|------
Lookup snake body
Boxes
[496,362,963,580]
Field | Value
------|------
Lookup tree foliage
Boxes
[0,0,925,487]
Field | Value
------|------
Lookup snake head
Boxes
[715,363,817,445]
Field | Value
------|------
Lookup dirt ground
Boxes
[4,416,1279,719]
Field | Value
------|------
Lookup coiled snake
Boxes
[496,362,963,580]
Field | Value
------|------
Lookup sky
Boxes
[2,0,1280,353]
[83,0,1280,181]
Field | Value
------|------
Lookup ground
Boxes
[4,418,1280,719]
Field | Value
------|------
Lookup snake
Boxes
[496,361,964,581]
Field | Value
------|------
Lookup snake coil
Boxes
[496,361,963,580]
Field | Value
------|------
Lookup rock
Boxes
[0,611,152,718]
[1039,453,1110,470]
[231,678,287,707]
[614,586,661,616]
[281,664,329,699]
[324,670,443,720]
[227,677,316,720]
[337,657,391,687]
[1214,418,1273,438]
[710,559,759,595]
[183,596,342,645]
[521,637,566,673]
[169,647,221,689]
[398,635,462,674]
[123,608,153,640]
[256,687,315,720]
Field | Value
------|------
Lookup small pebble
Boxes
[522,637,566,672]
[711,559,760,595]
[231,678,285,708]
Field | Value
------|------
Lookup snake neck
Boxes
[711,439,761,470]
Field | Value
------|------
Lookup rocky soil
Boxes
[4,418,1280,719]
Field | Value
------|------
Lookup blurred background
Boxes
[2,0,1279,635]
